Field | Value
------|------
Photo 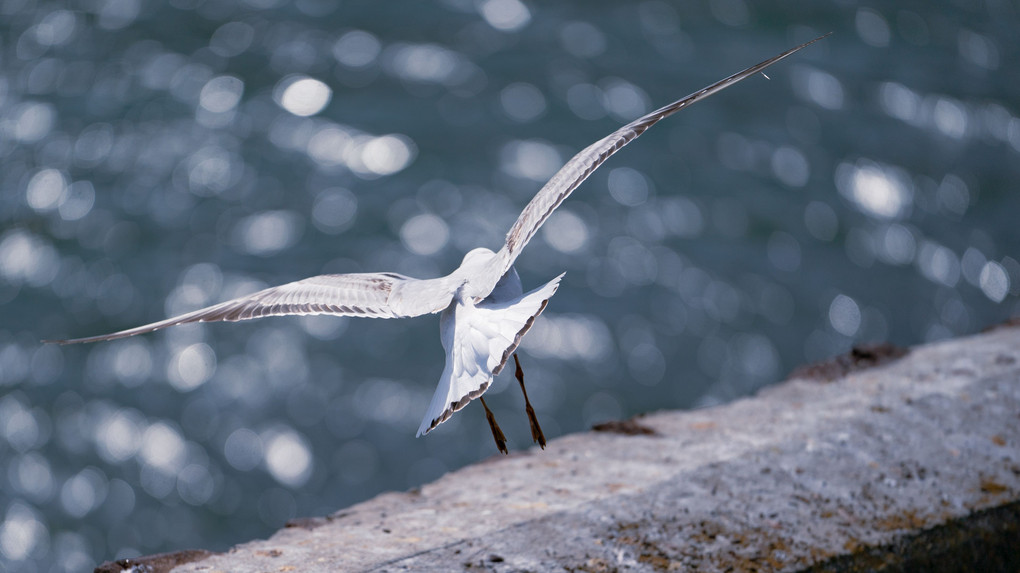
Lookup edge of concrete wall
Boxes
[96,324,1020,573]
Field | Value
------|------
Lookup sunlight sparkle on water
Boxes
[829,294,862,337]
[25,168,67,212]
[357,134,416,177]
[521,313,613,362]
[836,159,912,219]
[224,428,263,472]
[312,188,359,234]
[234,210,304,256]
[275,76,332,117]
[386,44,471,85]
[0,231,60,288]
[500,140,562,182]
[0,503,48,561]
[560,21,607,58]
[500,82,547,122]
[792,66,844,110]
[478,0,531,32]
[979,262,1010,303]
[60,467,108,518]
[543,209,590,254]
[400,213,450,256]
[140,422,187,473]
[333,30,382,68]
[168,343,217,392]
[96,408,142,462]
[263,428,313,488]
[199,75,244,113]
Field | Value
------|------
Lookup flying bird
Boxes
[48,35,828,453]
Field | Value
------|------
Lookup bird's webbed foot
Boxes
[479,396,508,454]
[514,353,546,449]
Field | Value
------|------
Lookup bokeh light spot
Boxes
[500,140,562,182]
[275,76,332,117]
[478,0,531,32]
[500,82,546,123]
[199,75,244,113]
[168,343,216,392]
[234,210,303,256]
[263,428,313,488]
[836,160,912,220]
[312,187,358,234]
[608,167,649,206]
[400,213,449,256]
[543,210,589,254]
[358,134,415,176]
[140,422,186,473]
[856,8,891,47]
[333,30,381,68]
[979,261,1009,303]
[224,428,264,471]
[829,294,861,336]
[771,146,809,187]
[560,21,607,58]
[25,168,67,212]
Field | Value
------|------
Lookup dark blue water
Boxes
[1,1,1018,570]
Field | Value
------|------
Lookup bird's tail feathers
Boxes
[415,274,563,437]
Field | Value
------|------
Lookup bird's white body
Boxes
[421,262,562,436]
[49,36,826,440]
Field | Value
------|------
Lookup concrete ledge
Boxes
[103,326,1020,572]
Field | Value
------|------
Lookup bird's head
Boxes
[459,247,496,270]
[453,247,503,299]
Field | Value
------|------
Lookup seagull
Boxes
[47,35,828,453]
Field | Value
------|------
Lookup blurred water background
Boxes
[1,0,1018,570]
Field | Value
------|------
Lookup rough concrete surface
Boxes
[128,326,1018,572]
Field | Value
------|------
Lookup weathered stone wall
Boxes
[98,325,1020,572]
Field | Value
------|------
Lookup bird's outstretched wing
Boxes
[495,34,830,274]
[47,272,458,344]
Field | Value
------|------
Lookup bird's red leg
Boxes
[514,353,546,449]
[479,396,508,454]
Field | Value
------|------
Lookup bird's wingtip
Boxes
[41,336,100,345]
[808,32,834,45]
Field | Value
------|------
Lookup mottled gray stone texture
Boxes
[158,326,1019,572]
